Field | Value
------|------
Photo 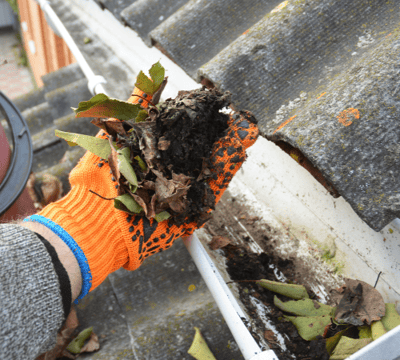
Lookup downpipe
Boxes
[34,0,107,96]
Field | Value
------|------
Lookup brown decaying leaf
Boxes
[209,236,231,250]
[131,170,193,219]
[264,330,277,344]
[330,278,386,326]
[129,188,150,217]
[35,308,79,360]
[80,332,100,353]
[27,173,39,207]
[151,77,168,105]
[40,174,63,205]
[90,118,107,132]
[196,158,212,182]
[153,170,191,214]
[197,212,213,227]
[105,120,127,138]
[148,107,158,122]
[107,137,121,184]
[141,180,155,191]
[27,173,63,211]
[157,136,170,151]
[133,122,159,169]
[92,118,127,139]
[148,194,158,219]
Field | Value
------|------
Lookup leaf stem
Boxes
[89,189,117,200]
[131,94,156,107]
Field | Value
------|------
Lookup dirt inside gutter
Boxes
[197,189,346,359]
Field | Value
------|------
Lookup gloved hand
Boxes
[24,87,259,300]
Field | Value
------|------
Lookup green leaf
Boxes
[256,279,309,299]
[73,93,142,120]
[149,61,165,90]
[55,130,112,159]
[284,315,331,341]
[72,94,108,114]
[134,62,166,96]
[381,303,400,331]
[330,336,372,360]
[135,71,155,95]
[358,325,372,339]
[274,296,334,317]
[114,194,143,214]
[135,110,149,122]
[66,327,93,354]
[326,328,351,355]
[154,211,171,222]
[117,146,130,159]
[134,155,148,172]
[371,320,387,340]
[129,183,137,193]
[74,93,107,111]
[117,148,138,191]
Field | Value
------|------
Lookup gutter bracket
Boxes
[88,75,107,95]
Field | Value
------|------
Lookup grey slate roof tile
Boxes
[197,0,400,230]
[12,88,45,113]
[45,78,92,120]
[150,0,283,77]
[22,102,53,135]
[270,32,400,230]
[11,63,99,177]
[41,63,85,92]
[98,0,138,20]
[32,136,70,173]
[121,0,190,45]
[199,0,397,120]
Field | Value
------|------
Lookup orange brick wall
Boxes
[17,0,76,87]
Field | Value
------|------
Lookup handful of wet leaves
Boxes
[56,62,232,224]
[251,278,400,359]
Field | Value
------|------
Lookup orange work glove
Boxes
[23,87,259,301]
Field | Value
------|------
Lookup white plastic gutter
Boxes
[34,0,108,96]
[346,324,400,360]
[184,234,279,360]
[34,1,400,359]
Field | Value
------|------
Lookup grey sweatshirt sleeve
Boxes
[0,224,65,360]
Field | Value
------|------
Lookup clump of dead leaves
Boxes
[56,62,233,225]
